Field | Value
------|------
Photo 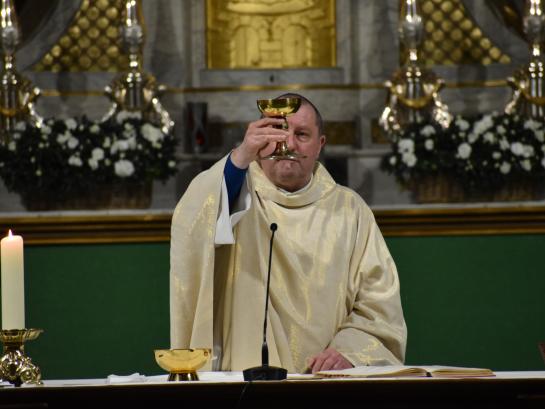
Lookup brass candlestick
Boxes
[0,328,43,386]
[257,97,305,160]
[379,0,451,133]
[505,0,545,118]
[102,0,174,135]
[0,0,43,143]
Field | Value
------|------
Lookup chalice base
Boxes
[261,142,307,161]
[168,371,199,381]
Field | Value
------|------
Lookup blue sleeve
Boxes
[224,153,248,211]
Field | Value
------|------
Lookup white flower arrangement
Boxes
[0,112,178,208]
[382,112,545,197]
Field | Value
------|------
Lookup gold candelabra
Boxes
[0,0,42,143]
[379,0,451,133]
[0,329,43,386]
[102,0,174,134]
[505,0,545,118]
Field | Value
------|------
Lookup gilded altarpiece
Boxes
[206,0,336,69]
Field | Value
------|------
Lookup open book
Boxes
[316,365,495,378]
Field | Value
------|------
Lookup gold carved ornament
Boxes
[34,0,129,72]
[206,0,336,69]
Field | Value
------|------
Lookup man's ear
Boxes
[320,135,326,147]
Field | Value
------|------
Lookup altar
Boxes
[1,372,545,409]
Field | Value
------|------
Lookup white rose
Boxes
[522,145,535,158]
[389,156,397,166]
[111,140,130,154]
[473,115,494,134]
[65,118,78,130]
[114,159,135,177]
[90,124,100,134]
[457,143,472,159]
[398,138,414,153]
[500,161,511,174]
[103,137,111,148]
[91,147,104,160]
[535,130,545,142]
[492,151,501,160]
[499,138,509,151]
[468,132,478,143]
[455,118,470,131]
[8,141,16,151]
[68,155,83,167]
[56,131,71,144]
[67,137,79,149]
[524,119,540,131]
[401,152,417,167]
[520,159,532,171]
[420,125,435,137]
[88,158,99,170]
[483,132,495,143]
[42,125,52,135]
[36,169,42,177]
[424,139,434,150]
[168,160,176,168]
[497,125,506,135]
[510,142,524,156]
[141,123,164,144]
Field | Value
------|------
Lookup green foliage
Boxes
[382,113,545,194]
[0,112,179,198]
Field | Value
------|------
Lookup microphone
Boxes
[243,223,287,381]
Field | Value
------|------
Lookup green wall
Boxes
[4,235,545,379]
[389,235,545,370]
[23,243,170,379]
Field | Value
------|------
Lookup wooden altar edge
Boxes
[0,213,172,245]
[1,205,545,245]
[374,205,545,237]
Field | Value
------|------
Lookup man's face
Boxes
[259,103,326,192]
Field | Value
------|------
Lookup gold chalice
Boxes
[257,97,306,160]
[154,348,211,381]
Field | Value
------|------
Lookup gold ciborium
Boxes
[257,97,305,160]
[154,348,211,381]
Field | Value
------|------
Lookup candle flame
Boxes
[8,229,13,237]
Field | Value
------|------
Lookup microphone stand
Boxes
[243,223,288,381]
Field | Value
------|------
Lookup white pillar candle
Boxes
[0,230,25,330]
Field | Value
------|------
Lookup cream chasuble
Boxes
[170,156,407,373]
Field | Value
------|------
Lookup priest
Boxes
[170,93,407,373]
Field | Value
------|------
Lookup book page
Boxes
[316,365,427,378]
[317,365,495,378]
[422,365,495,378]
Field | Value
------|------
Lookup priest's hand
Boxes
[307,347,354,373]
[230,118,287,168]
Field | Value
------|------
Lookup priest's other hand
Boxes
[231,117,287,168]
[307,347,353,373]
